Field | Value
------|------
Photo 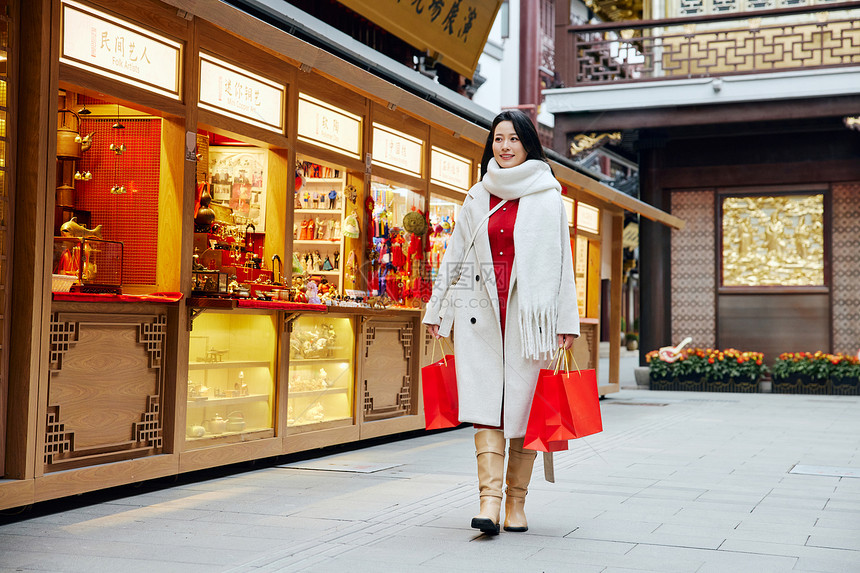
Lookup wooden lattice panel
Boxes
[138,314,166,368]
[671,190,717,349]
[44,405,74,465]
[832,183,860,354]
[572,14,860,86]
[44,312,167,472]
[49,316,78,371]
[134,395,162,448]
[361,320,415,421]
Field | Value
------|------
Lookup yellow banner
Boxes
[336,0,502,78]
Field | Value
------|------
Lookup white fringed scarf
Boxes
[481,158,564,360]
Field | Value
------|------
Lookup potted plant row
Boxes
[772,352,860,395]
[646,347,767,393]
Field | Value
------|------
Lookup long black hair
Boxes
[480,109,548,178]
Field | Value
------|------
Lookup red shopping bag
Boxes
[524,350,574,451]
[421,338,459,429]
[524,350,603,451]
[560,361,603,439]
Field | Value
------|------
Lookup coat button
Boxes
[470,317,476,324]
[476,275,481,281]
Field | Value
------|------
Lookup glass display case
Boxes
[293,157,346,291]
[288,314,355,428]
[186,311,277,444]
[427,193,461,282]
[368,178,427,305]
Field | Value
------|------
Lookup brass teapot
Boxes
[57,108,82,160]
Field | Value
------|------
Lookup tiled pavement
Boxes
[1,389,859,572]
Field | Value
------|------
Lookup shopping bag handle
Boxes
[547,348,569,375]
[431,337,452,366]
[554,348,582,378]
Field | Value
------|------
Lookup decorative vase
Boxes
[195,184,216,232]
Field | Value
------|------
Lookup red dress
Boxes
[475,194,520,430]
[488,195,519,333]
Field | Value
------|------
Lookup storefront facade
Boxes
[0,0,677,510]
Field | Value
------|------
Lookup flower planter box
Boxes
[650,377,711,392]
[707,377,759,393]
[772,375,828,395]
[677,376,707,392]
[830,376,860,396]
[649,377,677,391]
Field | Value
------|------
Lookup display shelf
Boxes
[289,387,348,397]
[188,360,271,370]
[294,158,346,291]
[185,428,273,442]
[287,314,355,430]
[186,312,277,448]
[305,177,343,184]
[187,394,269,406]
[289,416,352,427]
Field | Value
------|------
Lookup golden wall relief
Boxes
[721,194,824,287]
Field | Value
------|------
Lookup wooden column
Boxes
[169,14,200,457]
[6,0,54,483]
[609,212,623,386]
[639,143,672,364]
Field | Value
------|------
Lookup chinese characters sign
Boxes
[336,0,503,78]
[61,1,181,100]
[577,202,600,235]
[372,123,424,178]
[297,93,362,160]
[199,53,286,134]
[430,146,471,192]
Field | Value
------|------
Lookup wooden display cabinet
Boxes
[287,314,355,431]
[293,159,347,291]
[185,311,277,446]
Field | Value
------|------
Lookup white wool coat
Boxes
[422,184,580,438]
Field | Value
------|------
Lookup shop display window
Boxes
[427,194,461,282]
[367,178,430,306]
[292,156,347,300]
[193,131,277,295]
[53,93,170,292]
[186,311,277,444]
[288,314,355,427]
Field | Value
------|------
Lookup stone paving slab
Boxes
[1,389,860,572]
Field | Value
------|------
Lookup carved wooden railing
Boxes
[557,1,860,87]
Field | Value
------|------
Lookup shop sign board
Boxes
[431,146,471,192]
[199,54,286,134]
[371,123,423,178]
[577,202,600,235]
[297,93,362,160]
[562,196,575,227]
[335,0,502,78]
[60,0,182,100]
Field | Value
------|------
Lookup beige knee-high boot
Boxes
[503,437,537,532]
[471,429,505,535]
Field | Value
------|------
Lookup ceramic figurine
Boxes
[306,281,321,304]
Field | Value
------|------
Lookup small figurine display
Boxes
[305,281,321,304]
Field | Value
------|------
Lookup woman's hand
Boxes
[557,333,576,350]
[427,324,441,339]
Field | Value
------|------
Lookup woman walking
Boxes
[423,110,579,535]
